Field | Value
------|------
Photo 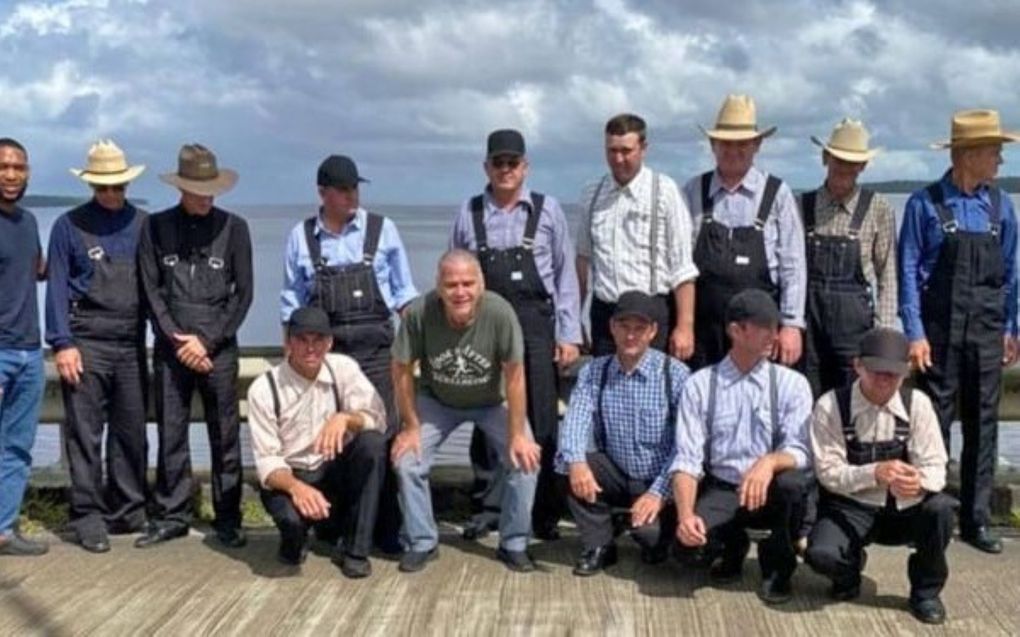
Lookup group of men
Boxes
[0,95,1016,627]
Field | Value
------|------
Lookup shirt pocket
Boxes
[636,408,669,447]
[623,209,651,249]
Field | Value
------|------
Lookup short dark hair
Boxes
[0,138,27,158]
[605,113,647,142]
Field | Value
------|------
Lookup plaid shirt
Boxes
[557,349,689,498]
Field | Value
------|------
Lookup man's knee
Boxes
[393,452,429,482]
[772,470,807,501]
[804,540,844,576]
[353,430,387,462]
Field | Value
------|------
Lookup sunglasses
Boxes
[94,184,126,193]
[490,157,522,170]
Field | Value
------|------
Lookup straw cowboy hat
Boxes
[931,109,1020,149]
[700,94,777,141]
[70,140,145,185]
[159,143,238,196]
[811,118,880,163]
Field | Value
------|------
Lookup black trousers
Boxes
[590,295,674,358]
[61,339,148,534]
[805,491,957,602]
[566,452,676,551]
[152,341,242,530]
[470,302,563,531]
[259,431,386,560]
[695,471,806,580]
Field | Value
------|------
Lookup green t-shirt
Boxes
[392,290,524,409]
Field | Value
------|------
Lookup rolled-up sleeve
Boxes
[246,377,291,488]
[773,185,807,328]
[662,177,698,289]
[670,375,707,479]
[777,373,812,470]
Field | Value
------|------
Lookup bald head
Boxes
[437,249,482,284]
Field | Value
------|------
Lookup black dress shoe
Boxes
[277,542,308,566]
[962,526,1003,554]
[757,573,793,605]
[709,557,744,583]
[398,547,438,573]
[80,534,111,554]
[573,544,618,576]
[496,547,536,573]
[333,551,372,579]
[215,527,248,548]
[134,523,188,548]
[0,532,49,556]
[909,597,946,625]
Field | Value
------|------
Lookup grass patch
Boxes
[18,488,68,535]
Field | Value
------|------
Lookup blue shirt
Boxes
[449,188,582,345]
[670,356,812,485]
[557,349,689,498]
[45,200,145,350]
[898,170,1019,340]
[0,204,41,349]
[281,208,418,322]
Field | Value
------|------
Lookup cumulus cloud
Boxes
[2,0,1019,204]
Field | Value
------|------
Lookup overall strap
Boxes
[362,213,384,265]
[988,186,1002,236]
[324,360,342,412]
[208,213,234,259]
[522,192,545,250]
[800,190,817,234]
[304,217,325,268]
[700,171,714,219]
[835,385,854,438]
[650,172,660,293]
[769,362,780,450]
[705,364,718,472]
[470,195,488,251]
[594,356,614,448]
[926,183,957,234]
[847,189,875,239]
[265,370,281,423]
[663,355,676,427]
[755,175,781,231]
[894,386,912,438]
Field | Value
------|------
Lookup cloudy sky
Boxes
[4,0,1020,206]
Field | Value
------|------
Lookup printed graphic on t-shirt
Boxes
[429,345,493,387]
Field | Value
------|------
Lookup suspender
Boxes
[926,182,1003,237]
[303,212,385,269]
[594,354,677,446]
[700,171,781,231]
[801,188,874,239]
[469,192,546,252]
[705,361,780,474]
[263,363,342,422]
[835,385,912,442]
[587,173,661,293]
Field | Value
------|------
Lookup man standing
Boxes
[577,113,698,359]
[45,140,148,552]
[557,291,688,576]
[248,307,387,578]
[683,95,806,370]
[281,154,417,550]
[391,250,541,573]
[899,109,1020,554]
[450,129,580,540]
[672,290,812,605]
[137,144,253,548]
[0,138,47,556]
[800,119,897,397]
[806,327,956,625]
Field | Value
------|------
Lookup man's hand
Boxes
[289,481,331,521]
[874,459,917,486]
[508,433,541,473]
[568,462,601,504]
[890,471,923,500]
[772,326,802,366]
[55,347,84,386]
[173,333,212,373]
[676,513,708,547]
[313,412,351,461]
[909,338,932,373]
[390,427,421,464]
[554,342,580,370]
[739,456,776,511]
[631,493,664,527]
[670,325,694,361]
[1003,335,1018,368]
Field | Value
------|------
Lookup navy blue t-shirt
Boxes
[0,205,41,349]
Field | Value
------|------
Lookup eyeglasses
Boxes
[489,157,522,170]
[94,184,126,193]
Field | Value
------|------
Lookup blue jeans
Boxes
[395,394,537,552]
[0,348,44,535]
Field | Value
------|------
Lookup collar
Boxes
[611,348,661,380]
[609,165,651,198]
[316,207,365,237]
[484,186,535,214]
[281,356,334,388]
[709,165,765,199]
[849,380,910,423]
[817,184,861,214]
[940,169,991,203]
[716,355,770,389]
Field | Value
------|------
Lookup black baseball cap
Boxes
[725,289,781,327]
[858,327,910,375]
[612,290,660,323]
[287,307,332,336]
[486,129,526,159]
[317,155,369,189]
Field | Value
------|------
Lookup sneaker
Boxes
[0,532,49,556]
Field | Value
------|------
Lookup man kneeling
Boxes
[805,327,955,625]
[557,291,688,576]
[247,307,387,578]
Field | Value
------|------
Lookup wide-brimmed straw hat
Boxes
[70,140,145,185]
[159,144,238,196]
[931,109,1020,149]
[700,94,777,141]
[811,118,880,163]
